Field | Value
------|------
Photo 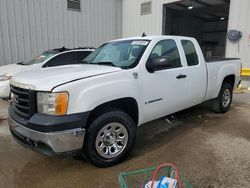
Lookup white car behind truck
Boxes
[0,47,94,98]
[8,35,241,167]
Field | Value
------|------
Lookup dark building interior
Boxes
[163,0,230,57]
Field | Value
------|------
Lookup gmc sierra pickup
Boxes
[8,36,241,167]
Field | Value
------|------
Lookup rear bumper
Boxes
[0,80,10,98]
[9,117,85,155]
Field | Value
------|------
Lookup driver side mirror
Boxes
[146,56,173,73]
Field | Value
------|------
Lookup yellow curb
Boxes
[241,68,250,77]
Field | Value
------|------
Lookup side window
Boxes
[76,51,92,63]
[149,39,182,69]
[44,52,76,67]
[181,40,199,66]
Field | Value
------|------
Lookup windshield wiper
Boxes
[17,62,25,65]
[81,60,88,64]
[82,61,116,67]
[96,62,116,67]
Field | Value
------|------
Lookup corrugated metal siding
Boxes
[226,0,250,69]
[122,0,177,37]
[0,0,122,65]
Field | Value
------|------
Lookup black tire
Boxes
[83,110,136,167]
[211,82,233,113]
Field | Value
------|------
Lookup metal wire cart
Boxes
[119,163,192,188]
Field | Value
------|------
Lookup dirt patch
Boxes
[206,133,250,188]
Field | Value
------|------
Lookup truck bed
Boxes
[204,58,241,101]
[206,57,240,63]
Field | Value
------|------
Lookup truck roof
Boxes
[109,35,197,42]
[52,46,95,53]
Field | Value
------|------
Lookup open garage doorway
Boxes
[163,0,230,58]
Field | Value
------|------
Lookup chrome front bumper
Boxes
[9,117,85,155]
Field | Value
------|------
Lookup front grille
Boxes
[11,86,36,119]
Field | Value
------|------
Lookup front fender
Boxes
[77,79,141,111]
[53,71,144,123]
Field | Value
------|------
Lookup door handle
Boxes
[176,74,187,79]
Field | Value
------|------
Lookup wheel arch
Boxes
[222,74,235,88]
[86,97,139,128]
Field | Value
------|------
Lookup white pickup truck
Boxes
[9,35,241,167]
[0,47,94,99]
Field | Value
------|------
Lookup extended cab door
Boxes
[179,39,207,107]
[141,39,190,123]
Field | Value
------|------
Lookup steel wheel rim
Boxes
[222,89,231,107]
[95,122,128,159]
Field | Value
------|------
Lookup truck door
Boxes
[141,39,189,123]
[179,39,207,107]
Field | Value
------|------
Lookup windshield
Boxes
[82,40,150,68]
[21,50,59,65]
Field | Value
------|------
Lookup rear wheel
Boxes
[212,82,233,113]
[83,110,136,167]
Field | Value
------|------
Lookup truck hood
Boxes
[11,64,122,91]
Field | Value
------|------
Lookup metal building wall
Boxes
[0,0,122,65]
[226,0,250,69]
[122,0,250,68]
[122,0,177,37]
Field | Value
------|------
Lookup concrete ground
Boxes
[0,92,250,188]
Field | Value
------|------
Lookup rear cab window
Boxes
[181,40,199,66]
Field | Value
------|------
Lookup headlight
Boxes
[0,75,12,81]
[37,92,68,115]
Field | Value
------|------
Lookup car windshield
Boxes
[20,50,59,65]
[82,40,150,68]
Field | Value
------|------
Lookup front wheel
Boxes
[83,110,136,167]
[211,82,233,113]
